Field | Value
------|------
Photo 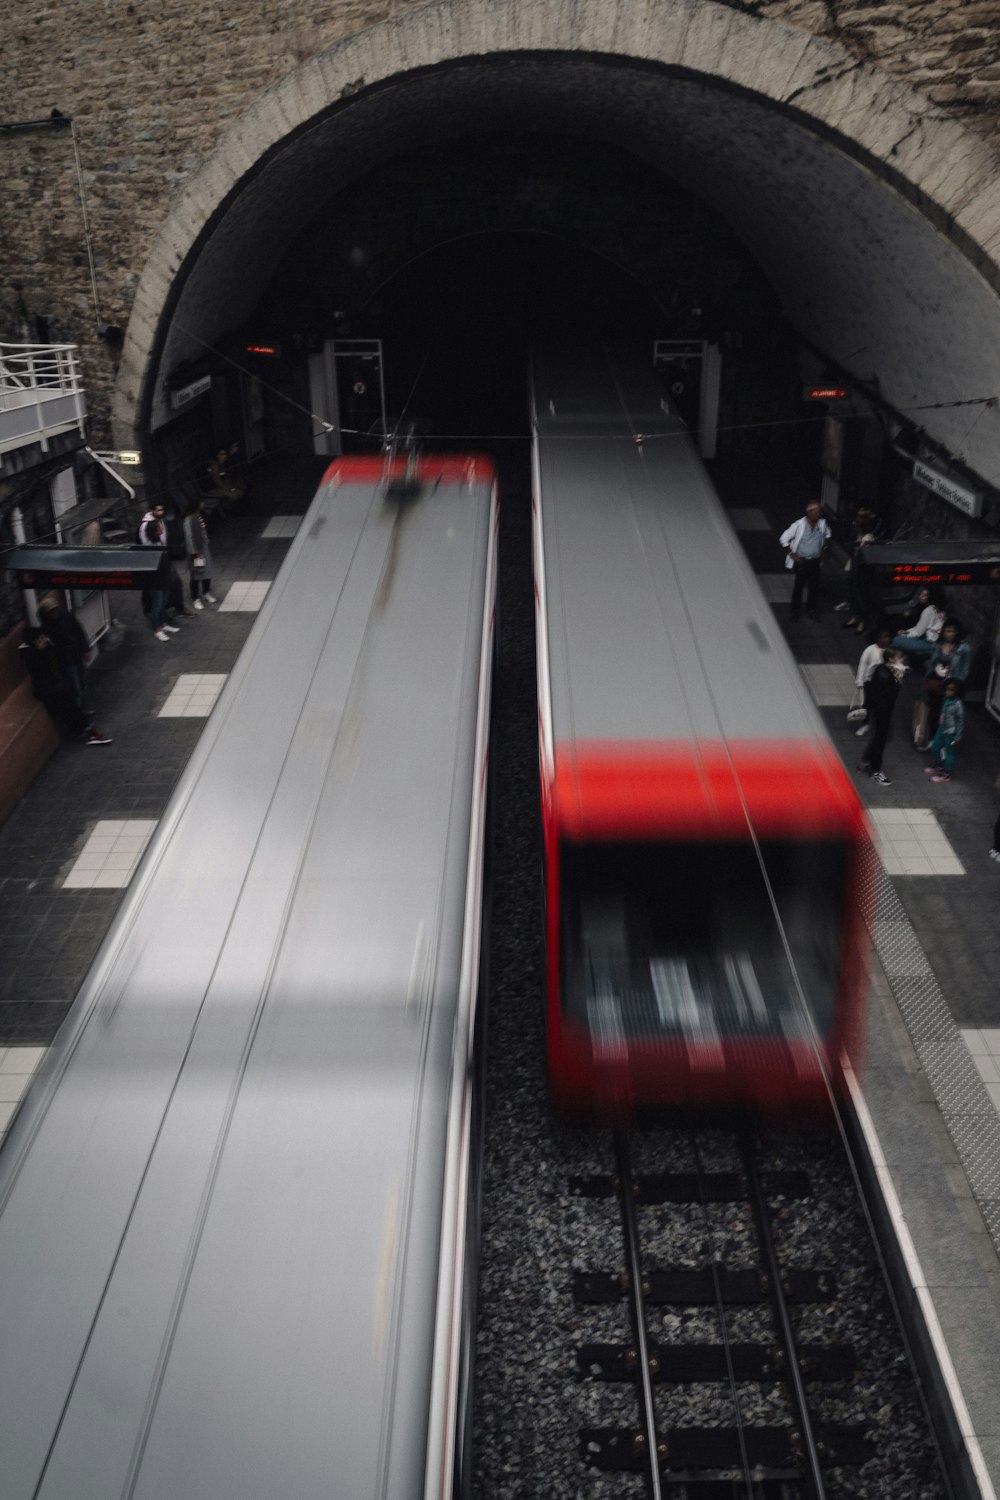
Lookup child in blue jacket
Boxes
[926,680,965,784]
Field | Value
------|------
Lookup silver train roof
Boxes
[532,344,826,749]
[0,463,495,1498]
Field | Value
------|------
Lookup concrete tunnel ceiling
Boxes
[135,51,1000,481]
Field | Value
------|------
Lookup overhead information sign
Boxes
[861,541,1000,587]
[805,386,848,401]
[6,545,170,591]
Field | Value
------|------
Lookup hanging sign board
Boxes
[6,545,171,591]
[913,459,982,519]
[861,541,1000,587]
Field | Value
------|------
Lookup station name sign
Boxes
[912,459,982,519]
[170,374,212,411]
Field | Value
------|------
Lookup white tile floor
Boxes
[799,662,856,707]
[260,516,302,539]
[158,673,228,718]
[0,1046,46,1143]
[869,808,965,876]
[62,820,158,889]
[727,507,770,531]
[961,1030,1000,1111]
[758,572,794,602]
[219,581,271,612]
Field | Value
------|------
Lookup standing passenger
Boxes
[925,680,965,785]
[853,628,894,738]
[780,502,831,621]
[138,516,177,642]
[858,649,900,787]
[183,497,217,609]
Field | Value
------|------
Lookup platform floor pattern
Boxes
[260,516,302,538]
[219,581,271,612]
[869,808,965,877]
[158,674,228,718]
[61,820,157,890]
[0,1047,45,1142]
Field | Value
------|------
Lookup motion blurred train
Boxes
[531,346,870,1120]
[0,453,498,1499]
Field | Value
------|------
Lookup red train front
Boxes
[543,739,871,1120]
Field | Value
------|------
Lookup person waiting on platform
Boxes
[919,617,971,746]
[891,588,945,660]
[36,595,94,725]
[183,497,217,609]
[138,515,178,643]
[205,444,246,512]
[856,647,901,787]
[780,501,831,621]
[924,679,965,785]
[19,617,111,746]
[838,504,883,633]
[853,627,895,739]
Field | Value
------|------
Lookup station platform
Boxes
[0,446,999,1491]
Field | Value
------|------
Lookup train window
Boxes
[559,839,849,1044]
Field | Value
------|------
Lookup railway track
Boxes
[573,1125,876,1497]
[471,453,952,1499]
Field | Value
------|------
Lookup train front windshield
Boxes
[559,839,849,1046]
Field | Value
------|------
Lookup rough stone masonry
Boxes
[2,0,999,439]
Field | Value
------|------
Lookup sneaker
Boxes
[203,592,218,605]
[930,772,951,783]
[163,623,181,634]
[854,723,869,737]
[989,849,1000,862]
[834,601,850,612]
[923,766,939,775]
[84,730,112,746]
[154,628,171,642]
[871,771,892,786]
[192,598,204,611]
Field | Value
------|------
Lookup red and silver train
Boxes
[531,346,871,1120]
[0,453,497,1499]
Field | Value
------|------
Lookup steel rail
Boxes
[613,1133,664,1500]
[739,1128,828,1500]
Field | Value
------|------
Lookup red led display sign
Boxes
[865,561,1000,587]
[16,568,162,591]
[805,386,849,401]
[244,342,280,357]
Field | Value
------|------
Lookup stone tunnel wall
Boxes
[2,0,999,439]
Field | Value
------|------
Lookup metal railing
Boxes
[0,341,87,454]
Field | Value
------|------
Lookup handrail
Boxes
[0,342,83,400]
[0,342,86,454]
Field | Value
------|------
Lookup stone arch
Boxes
[113,0,1000,467]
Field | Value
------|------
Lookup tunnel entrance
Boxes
[364,230,667,442]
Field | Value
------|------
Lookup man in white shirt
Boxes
[780,502,831,621]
